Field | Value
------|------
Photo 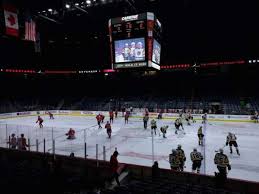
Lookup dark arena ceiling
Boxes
[0,0,259,70]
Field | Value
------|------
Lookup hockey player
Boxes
[197,126,204,146]
[96,114,102,129]
[36,116,44,128]
[115,109,118,118]
[202,113,207,124]
[101,114,105,123]
[150,119,157,135]
[135,42,145,61]
[226,132,240,155]
[17,134,29,150]
[175,118,184,134]
[185,113,191,125]
[157,112,162,119]
[122,43,130,61]
[109,111,114,123]
[143,114,149,129]
[187,112,195,123]
[160,125,168,138]
[66,128,76,140]
[145,109,149,117]
[176,144,186,171]
[254,111,258,123]
[48,111,54,119]
[129,42,136,61]
[125,111,129,124]
[105,121,112,139]
[169,149,180,171]
[214,148,231,179]
[190,148,203,173]
[9,133,17,149]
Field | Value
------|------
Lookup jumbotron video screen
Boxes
[109,12,162,70]
[114,38,145,63]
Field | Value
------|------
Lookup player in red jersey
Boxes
[66,128,76,139]
[115,109,118,118]
[96,114,102,129]
[109,111,114,123]
[101,114,105,123]
[48,111,54,119]
[36,116,44,128]
[125,111,130,124]
[105,121,112,138]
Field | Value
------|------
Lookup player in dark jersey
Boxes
[36,116,43,128]
[190,148,203,173]
[169,149,180,171]
[160,125,168,138]
[176,144,186,171]
[48,111,54,119]
[197,126,204,146]
[214,148,231,179]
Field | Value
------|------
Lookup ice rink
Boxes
[0,115,259,182]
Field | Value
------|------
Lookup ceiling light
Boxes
[65,4,70,8]
[48,8,53,12]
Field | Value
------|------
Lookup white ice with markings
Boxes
[0,115,259,182]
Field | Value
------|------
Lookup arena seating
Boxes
[1,95,259,114]
[0,148,258,194]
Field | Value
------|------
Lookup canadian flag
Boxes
[4,5,19,37]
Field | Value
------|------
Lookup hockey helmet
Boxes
[11,133,15,137]
[193,148,197,152]
[172,149,177,154]
[219,148,224,153]
[177,144,181,149]
[113,150,119,156]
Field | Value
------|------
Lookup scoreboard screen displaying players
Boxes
[114,38,145,63]
[109,12,162,70]
[152,39,161,64]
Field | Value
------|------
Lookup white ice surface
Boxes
[1,115,259,182]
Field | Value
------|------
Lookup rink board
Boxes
[0,110,254,123]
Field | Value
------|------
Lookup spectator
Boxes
[110,150,120,186]
[69,152,75,157]
[152,161,160,179]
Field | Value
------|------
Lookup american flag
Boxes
[25,17,36,41]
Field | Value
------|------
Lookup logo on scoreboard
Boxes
[121,14,138,22]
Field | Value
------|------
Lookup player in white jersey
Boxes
[226,132,240,155]
[254,111,258,123]
[202,113,207,124]
[122,43,130,61]
[129,42,136,61]
[134,42,144,61]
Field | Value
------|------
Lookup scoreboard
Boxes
[108,12,162,70]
